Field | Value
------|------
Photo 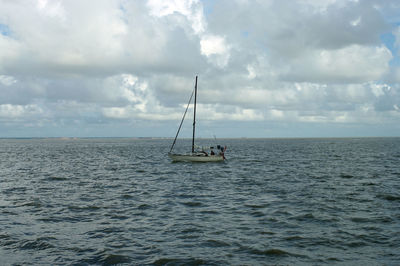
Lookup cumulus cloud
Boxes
[0,0,399,137]
[281,45,392,83]
[200,34,230,67]
[0,75,17,86]
[0,104,43,119]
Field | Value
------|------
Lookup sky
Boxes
[1,0,400,138]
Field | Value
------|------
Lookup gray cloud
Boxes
[0,0,399,137]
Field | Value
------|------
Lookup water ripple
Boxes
[0,138,399,265]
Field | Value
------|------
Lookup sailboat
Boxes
[168,76,227,162]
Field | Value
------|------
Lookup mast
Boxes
[192,76,198,153]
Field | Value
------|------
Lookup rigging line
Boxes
[192,76,198,153]
[169,88,195,153]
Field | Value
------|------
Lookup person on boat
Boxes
[218,146,226,159]
[210,149,215,155]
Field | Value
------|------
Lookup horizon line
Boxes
[1,136,399,140]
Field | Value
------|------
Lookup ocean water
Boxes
[0,137,399,265]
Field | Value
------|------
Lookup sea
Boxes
[0,137,399,265]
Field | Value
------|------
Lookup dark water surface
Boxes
[1,138,399,265]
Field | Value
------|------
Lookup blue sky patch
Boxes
[381,32,396,52]
[0,23,11,36]
[380,32,399,66]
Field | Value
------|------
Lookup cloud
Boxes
[101,74,178,120]
[0,104,43,119]
[200,34,230,67]
[147,0,206,34]
[281,44,392,83]
[0,75,17,86]
[0,0,399,137]
[394,26,400,53]
[0,1,204,77]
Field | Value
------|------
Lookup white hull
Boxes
[168,153,224,162]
